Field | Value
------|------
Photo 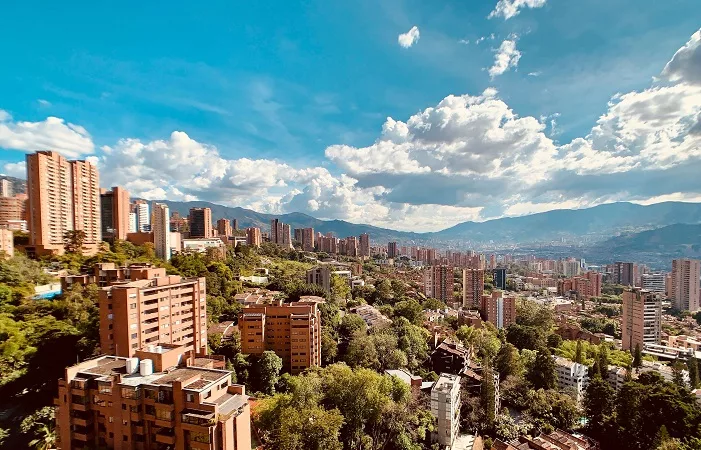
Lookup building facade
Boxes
[189,208,213,239]
[152,203,172,261]
[492,268,507,290]
[359,233,370,258]
[100,187,130,242]
[0,193,27,229]
[55,345,251,450]
[238,300,322,374]
[622,288,662,351]
[216,218,232,237]
[462,268,485,308]
[431,373,461,448]
[98,267,208,358]
[387,242,398,259]
[26,151,101,256]
[424,265,454,303]
[245,227,261,247]
[553,356,589,402]
[641,273,667,294]
[671,258,700,311]
[481,291,517,329]
[132,201,150,232]
[0,228,13,258]
[269,219,292,249]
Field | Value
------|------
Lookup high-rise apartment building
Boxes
[128,212,137,233]
[671,259,701,311]
[55,345,251,450]
[152,203,172,261]
[0,178,12,197]
[232,218,238,230]
[246,227,261,247]
[613,262,636,286]
[100,186,130,241]
[431,373,461,448]
[216,218,232,237]
[99,266,207,358]
[359,233,370,258]
[481,291,517,329]
[0,194,27,227]
[132,200,150,232]
[424,265,454,303]
[462,268,484,308]
[238,300,321,374]
[387,242,398,259]
[26,151,101,256]
[296,227,314,251]
[492,267,507,290]
[641,273,667,294]
[189,208,213,238]
[269,219,292,249]
[622,288,662,351]
[0,228,13,258]
[554,356,589,403]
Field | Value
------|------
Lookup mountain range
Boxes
[155,199,701,246]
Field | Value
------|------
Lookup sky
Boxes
[0,0,700,232]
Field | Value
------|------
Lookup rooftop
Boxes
[432,373,460,394]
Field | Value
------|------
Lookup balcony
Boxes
[155,429,176,445]
[182,410,216,427]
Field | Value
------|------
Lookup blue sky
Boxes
[1,0,700,231]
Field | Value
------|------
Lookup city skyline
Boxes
[0,3,700,232]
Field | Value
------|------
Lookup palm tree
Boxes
[29,422,55,450]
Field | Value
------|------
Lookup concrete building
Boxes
[0,178,12,197]
[0,228,13,258]
[100,187,130,242]
[481,291,517,329]
[182,238,226,255]
[238,300,321,374]
[298,227,315,252]
[424,265,454,303]
[641,273,667,294]
[305,265,352,292]
[622,288,662,351]
[0,194,27,228]
[671,258,700,311]
[613,261,636,286]
[359,233,370,258]
[26,151,101,256]
[128,212,137,233]
[431,373,461,449]
[387,242,398,259]
[462,268,484,308]
[269,219,292,249]
[189,208,213,238]
[431,339,470,375]
[351,305,392,329]
[492,268,507,290]
[216,218,232,237]
[152,203,172,261]
[493,430,598,450]
[245,227,261,247]
[132,200,150,232]
[557,271,603,300]
[553,356,589,402]
[98,267,208,358]
[55,345,251,450]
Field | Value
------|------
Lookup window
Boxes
[130,303,137,309]
[186,393,195,402]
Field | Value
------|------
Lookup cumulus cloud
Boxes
[489,39,521,78]
[398,26,420,48]
[488,0,547,20]
[2,161,26,178]
[661,29,701,85]
[0,110,94,158]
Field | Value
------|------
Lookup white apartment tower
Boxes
[671,259,701,312]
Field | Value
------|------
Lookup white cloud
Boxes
[489,39,522,78]
[2,161,26,178]
[528,71,541,77]
[0,110,94,158]
[661,29,700,85]
[488,0,547,20]
[458,39,470,45]
[37,99,51,107]
[398,26,420,48]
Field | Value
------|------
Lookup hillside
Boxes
[0,176,26,194]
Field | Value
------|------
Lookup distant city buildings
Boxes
[492,267,507,290]
[387,241,398,258]
[424,265,454,304]
[612,261,637,286]
[269,218,292,249]
[26,151,101,256]
[216,217,232,237]
[462,268,484,308]
[671,258,700,311]
[481,291,517,329]
[152,202,172,261]
[641,273,667,294]
[132,200,150,232]
[553,356,589,402]
[557,271,603,300]
[621,287,662,351]
[0,193,27,230]
[0,178,12,197]
[246,227,262,247]
[100,186,130,241]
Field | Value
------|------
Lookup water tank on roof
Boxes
[140,359,153,376]
[148,345,156,352]
[155,345,163,353]
[126,357,139,374]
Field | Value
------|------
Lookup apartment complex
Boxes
[132,201,150,232]
[621,288,662,351]
[0,193,27,228]
[269,219,292,249]
[387,242,398,258]
[299,227,315,252]
[189,208,213,239]
[55,345,251,450]
[431,373,461,448]
[152,203,172,261]
[26,151,101,255]
[553,356,589,402]
[100,187,130,242]
[245,227,261,247]
[359,233,370,258]
[0,228,13,258]
[424,265,454,303]
[216,218,232,237]
[671,258,700,311]
[481,291,517,329]
[238,300,322,374]
[612,261,636,286]
[462,268,484,308]
[0,178,12,197]
[98,266,207,358]
[641,273,667,294]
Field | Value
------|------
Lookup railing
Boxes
[182,412,216,427]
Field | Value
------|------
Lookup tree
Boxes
[495,342,521,380]
[421,298,447,311]
[598,344,610,379]
[321,329,338,365]
[688,358,699,389]
[344,332,379,370]
[28,423,55,450]
[575,339,584,365]
[257,351,283,395]
[330,274,351,302]
[583,376,615,437]
[633,343,643,368]
[480,364,497,429]
[63,230,87,254]
[527,346,556,390]
[392,299,423,325]
[671,361,687,390]
[338,314,367,341]
[547,333,562,349]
